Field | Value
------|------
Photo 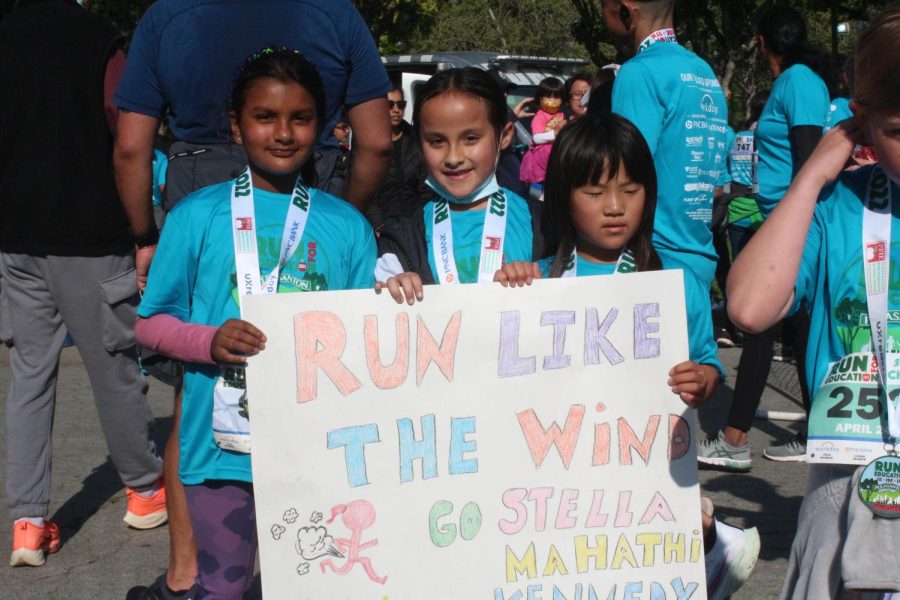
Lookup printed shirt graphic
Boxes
[138,180,376,484]
[537,255,723,377]
[756,64,830,216]
[612,41,729,286]
[423,188,533,284]
[793,165,900,397]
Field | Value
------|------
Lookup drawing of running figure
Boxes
[319,500,387,585]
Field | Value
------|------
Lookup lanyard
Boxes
[230,167,312,312]
[432,190,508,285]
[638,28,677,53]
[560,248,637,278]
[862,166,897,442]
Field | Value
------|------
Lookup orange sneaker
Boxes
[10,520,60,567]
[124,478,168,530]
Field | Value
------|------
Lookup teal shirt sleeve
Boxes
[782,66,829,129]
[347,215,377,290]
[612,61,664,155]
[137,200,199,321]
[682,268,725,380]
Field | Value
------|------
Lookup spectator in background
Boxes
[564,73,592,121]
[366,87,429,229]
[113,2,391,597]
[0,0,164,569]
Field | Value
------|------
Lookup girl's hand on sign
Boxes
[668,360,717,408]
[494,261,542,287]
[211,319,267,364]
[378,272,424,305]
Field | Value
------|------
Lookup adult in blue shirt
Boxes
[698,7,830,469]
[610,0,729,288]
[113,2,391,598]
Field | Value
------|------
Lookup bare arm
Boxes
[344,97,392,211]
[113,109,160,290]
[727,121,861,332]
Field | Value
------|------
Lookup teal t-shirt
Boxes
[792,165,900,394]
[138,180,377,484]
[827,97,853,130]
[151,149,168,207]
[756,64,830,216]
[612,41,729,287]
[423,189,534,283]
[537,254,723,377]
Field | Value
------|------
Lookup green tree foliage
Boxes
[404,0,592,60]
[354,0,438,54]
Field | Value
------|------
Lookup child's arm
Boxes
[727,120,861,333]
[668,360,718,408]
[493,261,542,287]
[135,314,218,364]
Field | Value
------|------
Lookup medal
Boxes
[857,449,900,518]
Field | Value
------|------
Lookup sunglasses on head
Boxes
[388,100,408,109]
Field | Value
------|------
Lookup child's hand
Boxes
[494,261,542,287]
[668,360,717,408]
[802,118,864,186]
[211,319,266,364]
[376,272,424,305]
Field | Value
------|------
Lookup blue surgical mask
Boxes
[425,173,501,205]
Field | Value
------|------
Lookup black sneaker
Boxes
[715,328,737,348]
[126,575,197,600]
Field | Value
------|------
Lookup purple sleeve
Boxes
[135,313,218,365]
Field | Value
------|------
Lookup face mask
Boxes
[540,97,562,114]
[425,138,504,205]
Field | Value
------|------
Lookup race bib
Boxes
[807,351,897,465]
[212,364,251,453]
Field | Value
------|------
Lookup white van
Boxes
[381,51,591,124]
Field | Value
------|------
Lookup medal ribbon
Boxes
[560,247,637,278]
[862,166,898,444]
[638,28,677,53]
[230,166,312,311]
[432,190,508,285]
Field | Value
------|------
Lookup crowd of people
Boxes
[0,0,898,598]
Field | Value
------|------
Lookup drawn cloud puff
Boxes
[271,524,286,540]
[283,508,299,524]
[297,562,310,576]
[310,511,323,524]
[296,526,344,560]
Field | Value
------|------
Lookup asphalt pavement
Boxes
[0,345,809,599]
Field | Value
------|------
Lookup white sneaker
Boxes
[705,519,760,600]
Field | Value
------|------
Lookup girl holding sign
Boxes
[375,67,542,296]
[727,6,900,597]
[135,48,376,598]
[493,112,759,600]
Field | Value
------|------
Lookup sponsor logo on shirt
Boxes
[485,236,502,251]
[867,241,886,263]
[236,217,253,230]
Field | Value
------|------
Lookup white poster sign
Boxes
[244,271,706,599]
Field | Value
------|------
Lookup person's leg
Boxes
[2,253,67,521]
[183,481,257,599]
[46,255,162,492]
[725,324,778,445]
[165,386,198,591]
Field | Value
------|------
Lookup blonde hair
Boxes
[854,3,900,113]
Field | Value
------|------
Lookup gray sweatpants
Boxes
[0,253,162,520]
[781,463,900,599]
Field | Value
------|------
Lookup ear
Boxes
[499,122,515,152]
[230,112,243,145]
